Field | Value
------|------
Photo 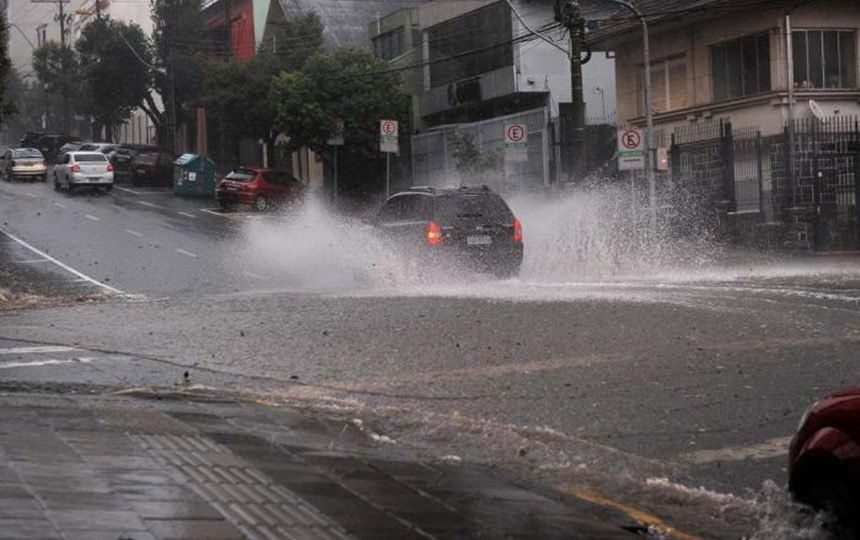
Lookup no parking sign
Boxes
[504,123,528,163]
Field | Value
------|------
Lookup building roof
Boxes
[584,0,747,48]
[276,0,425,48]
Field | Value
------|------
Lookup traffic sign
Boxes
[505,124,527,145]
[380,119,398,153]
[504,123,528,163]
[617,128,645,171]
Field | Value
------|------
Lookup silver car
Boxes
[53,151,115,192]
[0,148,48,182]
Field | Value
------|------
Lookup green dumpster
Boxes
[173,154,217,196]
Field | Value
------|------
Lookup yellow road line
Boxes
[563,487,702,540]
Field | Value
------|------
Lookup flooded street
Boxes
[1,178,858,539]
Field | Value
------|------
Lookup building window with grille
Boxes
[373,29,403,61]
[710,33,771,101]
[793,30,857,89]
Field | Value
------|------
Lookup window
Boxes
[428,1,513,88]
[711,33,771,101]
[373,30,403,61]
[637,57,688,115]
[793,30,857,89]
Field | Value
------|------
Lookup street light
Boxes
[595,0,656,236]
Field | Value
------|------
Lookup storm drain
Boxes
[131,433,354,540]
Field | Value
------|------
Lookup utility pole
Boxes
[557,0,587,182]
[32,0,72,133]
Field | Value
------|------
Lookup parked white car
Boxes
[53,151,114,192]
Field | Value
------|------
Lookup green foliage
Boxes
[452,133,501,176]
[4,67,46,137]
[32,42,79,104]
[0,14,17,122]
[76,18,153,140]
[202,14,324,148]
[32,42,80,131]
[272,47,405,158]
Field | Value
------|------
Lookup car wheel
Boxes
[253,195,269,212]
[796,475,860,540]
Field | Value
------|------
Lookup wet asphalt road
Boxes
[1,176,859,538]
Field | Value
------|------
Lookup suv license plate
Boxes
[467,235,492,246]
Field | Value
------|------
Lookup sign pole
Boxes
[333,146,338,207]
[385,153,391,199]
[379,119,399,198]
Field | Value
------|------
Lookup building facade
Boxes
[590,0,860,252]
[590,0,860,135]
[370,0,615,189]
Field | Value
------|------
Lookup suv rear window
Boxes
[435,193,514,223]
[75,154,108,162]
[226,169,257,182]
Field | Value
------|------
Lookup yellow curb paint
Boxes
[564,487,702,540]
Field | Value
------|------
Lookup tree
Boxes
[4,67,49,139]
[76,19,154,141]
[0,14,18,124]
[452,133,502,187]
[147,0,206,147]
[201,13,325,164]
[272,47,405,158]
[32,42,80,133]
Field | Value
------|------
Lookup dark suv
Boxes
[371,186,523,278]
[130,148,175,187]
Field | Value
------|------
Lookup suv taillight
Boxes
[70,164,81,173]
[427,221,443,246]
[106,163,114,172]
[513,219,523,243]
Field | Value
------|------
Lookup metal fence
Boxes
[666,116,860,251]
[411,107,550,192]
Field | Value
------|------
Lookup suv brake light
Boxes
[70,164,81,173]
[427,221,443,246]
[513,219,523,243]
[106,163,114,172]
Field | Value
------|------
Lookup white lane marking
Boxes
[84,214,100,222]
[0,229,124,295]
[25,192,37,198]
[113,186,142,195]
[125,229,143,237]
[178,211,197,219]
[52,201,67,208]
[199,208,228,217]
[0,357,95,369]
[12,259,49,264]
[242,271,264,280]
[0,346,78,355]
[138,201,158,208]
[680,436,793,464]
[175,248,198,258]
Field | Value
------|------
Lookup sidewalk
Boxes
[0,388,640,540]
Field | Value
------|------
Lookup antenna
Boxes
[809,99,828,124]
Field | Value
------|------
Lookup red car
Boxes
[216,167,305,212]
[789,387,860,538]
